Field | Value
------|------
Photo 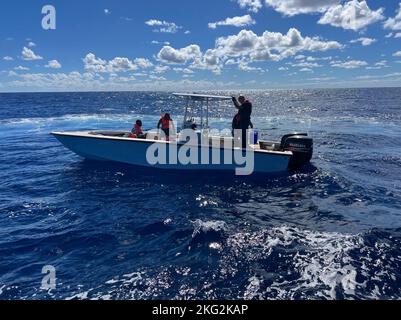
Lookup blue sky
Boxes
[0,0,400,92]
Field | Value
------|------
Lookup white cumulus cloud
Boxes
[45,60,62,69]
[173,67,195,74]
[214,28,342,61]
[375,60,387,67]
[83,53,151,73]
[156,28,342,75]
[145,20,182,33]
[134,58,153,68]
[108,57,138,73]
[331,60,368,69]
[157,45,202,64]
[154,65,170,74]
[151,40,171,45]
[21,47,43,61]
[83,53,107,73]
[208,15,255,29]
[264,0,339,16]
[238,60,267,73]
[350,37,377,46]
[291,61,322,68]
[3,56,14,61]
[237,0,263,13]
[384,3,401,31]
[14,66,30,71]
[318,0,384,31]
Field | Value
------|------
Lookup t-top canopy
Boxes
[173,93,232,101]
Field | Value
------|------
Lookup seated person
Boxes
[184,118,197,130]
[128,120,146,139]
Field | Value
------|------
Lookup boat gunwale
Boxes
[51,131,293,157]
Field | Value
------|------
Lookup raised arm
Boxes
[232,97,241,109]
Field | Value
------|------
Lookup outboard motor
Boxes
[281,133,313,169]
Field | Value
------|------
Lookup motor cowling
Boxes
[281,134,313,169]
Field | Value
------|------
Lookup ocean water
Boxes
[0,88,401,300]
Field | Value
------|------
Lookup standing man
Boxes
[232,95,253,149]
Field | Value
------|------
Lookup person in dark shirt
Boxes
[232,95,253,148]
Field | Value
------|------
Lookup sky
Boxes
[0,0,400,92]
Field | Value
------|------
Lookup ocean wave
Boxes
[56,226,401,300]
[0,113,150,126]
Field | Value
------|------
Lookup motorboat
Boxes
[52,93,313,175]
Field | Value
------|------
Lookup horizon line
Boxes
[1,85,401,94]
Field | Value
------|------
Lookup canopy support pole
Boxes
[183,96,189,128]
[206,98,209,129]
[200,100,204,130]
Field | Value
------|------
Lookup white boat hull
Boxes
[52,131,292,175]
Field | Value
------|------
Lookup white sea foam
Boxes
[0,113,161,128]
[244,276,262,300]
[63,226,398,300]
[191,220,228,238]
[223,226,376,299]
[66,291,90,300]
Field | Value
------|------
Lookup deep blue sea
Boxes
[0,88,401,300]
